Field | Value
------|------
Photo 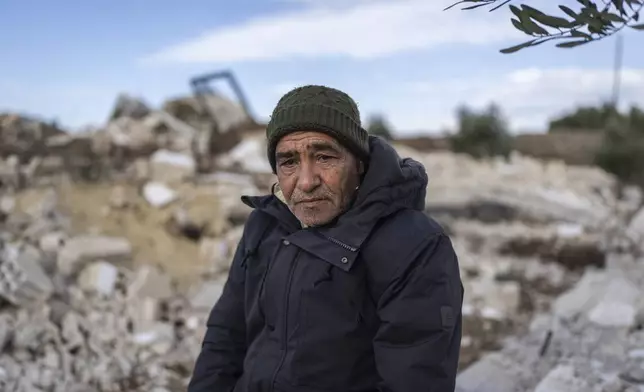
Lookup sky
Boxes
[1,0,643,136]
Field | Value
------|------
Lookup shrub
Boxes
[450,103,513,159]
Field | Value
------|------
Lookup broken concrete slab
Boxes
[553,268,609,319]
[553,268,641,328]
[0,243,54,305]
[456,353,526,392]
[128,265,173,301]
[56,235,132,276]
[587,274,640,328]
[189,278,226,311]
[162,93,250,136]
[149,149,196,184]
[534,365,591,392]
[104,116,157,153]
[215,135,272,174]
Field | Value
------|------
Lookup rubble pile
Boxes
[1,91,261,191]
[0,114,65,159]
[436,152,644,389]
[2,96,644,391]
[456,252,644,392]
[0,188,238,392]
[102,92,253,157]
[393,144,627,229]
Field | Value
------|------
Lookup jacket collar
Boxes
[241,136,428,271]
[241,193,369,272]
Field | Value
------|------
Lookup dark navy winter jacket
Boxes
[188,136,463,392]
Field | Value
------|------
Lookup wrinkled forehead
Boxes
[275,131,344,158]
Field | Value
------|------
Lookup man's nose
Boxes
[297,161,320,193]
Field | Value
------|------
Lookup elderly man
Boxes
[188,85,463,392]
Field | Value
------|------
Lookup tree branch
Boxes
[445,0,643,53]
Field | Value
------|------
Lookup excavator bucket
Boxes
[189,70,259,136]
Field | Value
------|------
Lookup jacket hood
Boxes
[351,135,428,216]
[242,136,428,248]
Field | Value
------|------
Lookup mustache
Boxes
[289,188,333,204]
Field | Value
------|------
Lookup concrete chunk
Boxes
[142,182,177,208]
[57,235,131,276]
[128,265,173,300]
[587,274,640,328]
[77,262,119,296]
[534,365,590,392]
[149,149,196,183]
[128,296,161,334]
[0,195,15,215]
[553,268,608,319]
[554,268,641,327]
[456,353,524,392]
[0,243,54,305]
[38,231,66,255]
[131,322,175,355]
[190,279,226,310]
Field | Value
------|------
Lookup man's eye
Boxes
[280,159,295,167]
[318,155,333,162]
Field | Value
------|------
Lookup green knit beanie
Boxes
[266,85,370,173]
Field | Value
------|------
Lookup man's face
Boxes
[275,131,363,227]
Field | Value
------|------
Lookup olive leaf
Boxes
[446,0,642,53]
[556,39,592,47]
[500,39,539,53]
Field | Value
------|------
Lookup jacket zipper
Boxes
[256,259,272,322]
[269,248,299,392]
[240,253,251,269]
[257,244,283,322]
[322,234,358,252]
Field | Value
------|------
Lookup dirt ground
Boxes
[15,180,227,289]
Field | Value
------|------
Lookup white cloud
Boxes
[141,0,516,64]
[394,67,644,134]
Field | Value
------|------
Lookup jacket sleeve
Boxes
[373,233,463,392]
[188,232,248,392]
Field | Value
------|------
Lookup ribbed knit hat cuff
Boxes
[266,103,370,172]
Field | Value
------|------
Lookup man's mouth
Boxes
[297,198,326,205]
